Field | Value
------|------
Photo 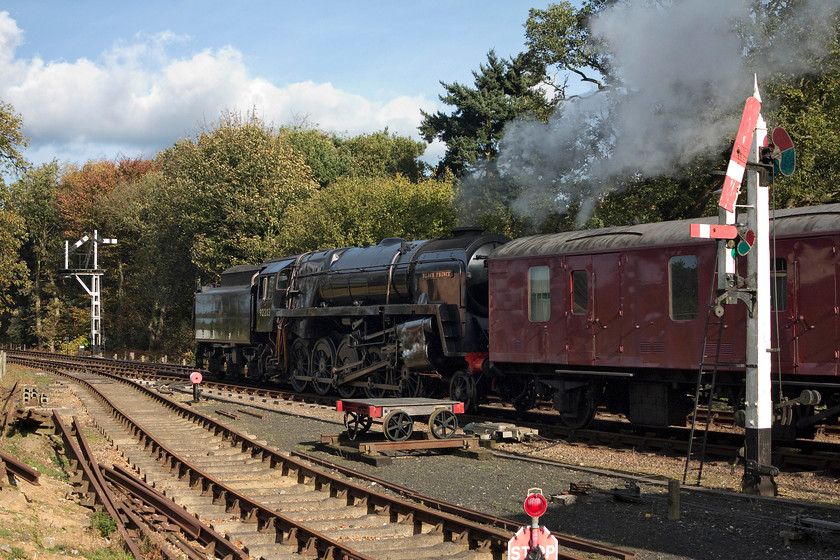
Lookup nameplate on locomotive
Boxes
[422,270,453,279]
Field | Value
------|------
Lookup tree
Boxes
[285,127,429,187]
[0,100,29,176]
[0,197,28,320]
[157,111,317,280]
[524,0,615,101]
[0,100,29,329]
[278,175,457,253]
[419,50,551,178]
[340,129,428,182]
[284,127,353,187]
[58,158,157,235]
[5,163,66,349]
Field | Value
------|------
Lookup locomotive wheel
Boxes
[428,409,458,439]
[398,367,422,398]
[364,347,394,398]
[383,410,413,441]
[289,339,309,393]
[336,337,359,399]
[449,370,477,412]
[343,411,372,440]
[311,338,336,396]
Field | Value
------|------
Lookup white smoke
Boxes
[496,0,840,228]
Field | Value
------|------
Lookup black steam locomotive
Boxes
[194,229,508,403]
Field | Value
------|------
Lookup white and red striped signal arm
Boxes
[689,223,738,240]
[719,96,761,213]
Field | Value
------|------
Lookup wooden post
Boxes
[668,479,680,520]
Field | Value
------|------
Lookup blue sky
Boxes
[0,1,550,172]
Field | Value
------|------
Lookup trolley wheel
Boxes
[428,408,458,439]
[343,411,372,440]
[383,410,413,441]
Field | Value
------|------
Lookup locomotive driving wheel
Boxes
[364,347,395,398]
[428,409,458,439]
[343,411,372,440]
[383,410,413,441]
[311,337,336,396]
[398,367,422,398]
[336,337,359,399]
[289,339,309,393]
[449,370,477,412]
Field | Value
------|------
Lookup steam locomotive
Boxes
[194,229,508,400]
[194,203,840,437]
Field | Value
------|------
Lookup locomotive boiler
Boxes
[194,229,508,401]
[486,203,840,437]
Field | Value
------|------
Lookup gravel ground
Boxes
[187,394,840,560]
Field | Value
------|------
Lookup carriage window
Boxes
[771,258,787,311]
[669,255,698,320]
[571,270,588,314]
[528,266,550,322]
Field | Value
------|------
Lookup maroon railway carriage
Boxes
[486,203,840,436]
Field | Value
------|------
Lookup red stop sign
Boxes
[508,526,559,560]
[190,371,203,384]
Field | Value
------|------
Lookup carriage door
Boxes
[592,253,623,365]
[791,236,839,376]
[565,256,595,365]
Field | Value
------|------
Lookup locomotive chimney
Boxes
[451,226,483,238]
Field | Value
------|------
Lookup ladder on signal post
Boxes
[683,254,744,486]
[683,295,726,486]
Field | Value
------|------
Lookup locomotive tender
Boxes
[194,229,508,400]
[487,203,840,436]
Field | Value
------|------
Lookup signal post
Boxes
[691,79,780,495]
[741,90,776,496]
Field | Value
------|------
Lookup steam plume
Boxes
[495,0,839,228]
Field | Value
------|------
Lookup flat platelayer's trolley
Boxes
[336,398,465,441]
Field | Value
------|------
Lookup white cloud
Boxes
[0,11,438,166]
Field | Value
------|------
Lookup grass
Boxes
[90,512,117,538]
[87,549,134,560]
[1,546,27,560]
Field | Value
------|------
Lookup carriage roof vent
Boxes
[378,237,406,246]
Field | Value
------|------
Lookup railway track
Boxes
[6,350,634,560]
[9,350,840,474]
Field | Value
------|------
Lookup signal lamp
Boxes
[523,491,548,518]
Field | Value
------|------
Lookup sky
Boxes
[0,1,549,173]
